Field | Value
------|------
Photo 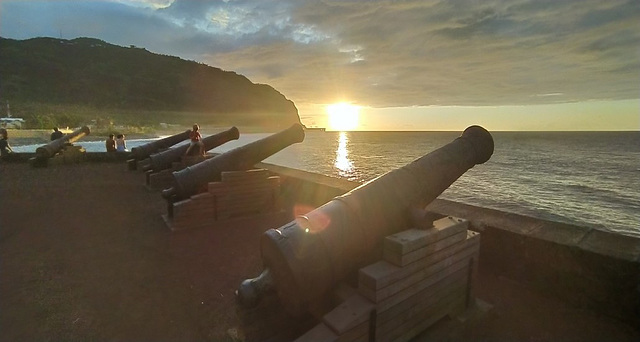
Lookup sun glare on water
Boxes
[327,103,360,131]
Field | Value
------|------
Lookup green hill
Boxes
[0,37,300,129]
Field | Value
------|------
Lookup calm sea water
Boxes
[13,130,640,238]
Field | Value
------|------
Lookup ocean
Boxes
[12,130,640,238]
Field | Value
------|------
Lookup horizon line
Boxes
[320,129,640,133]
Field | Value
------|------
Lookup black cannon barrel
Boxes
[35,126,91,159]
[143,126,240,172]
[238,125,494,316]
[162,123,305,200]
[130,129,191,160]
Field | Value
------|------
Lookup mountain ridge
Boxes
[0,36,300,128]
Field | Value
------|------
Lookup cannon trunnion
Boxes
[238,125,494,316]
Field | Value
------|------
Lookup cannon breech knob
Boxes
[236,269,275,308]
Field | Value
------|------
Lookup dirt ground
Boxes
[0,161,288,341]
[1,160,638,342]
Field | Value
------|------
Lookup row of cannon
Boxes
[130,123,306,200]
[127,122,494,317]
[35,121,494,318]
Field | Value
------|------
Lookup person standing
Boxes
[50,127,64,141]
[115,134,127,152]
[105,134,116,152]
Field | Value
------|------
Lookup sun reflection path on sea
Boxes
[334,132,354,178]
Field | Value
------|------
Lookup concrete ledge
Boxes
[86,152,132,162]
[579,229,640,262]
[6,152,132,163]
[1,152,36,162]
[425,199,640,327]
[256,161,359,209]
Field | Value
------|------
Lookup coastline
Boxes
[5,125,282,147]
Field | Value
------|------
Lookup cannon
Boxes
[162,123,305,201]
[35,126,91,159]
[130,129,191,161]
[237,125,494,316]
[143,126,240,172]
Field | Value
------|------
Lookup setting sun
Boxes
[326,103,360,131]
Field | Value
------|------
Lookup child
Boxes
[185,124,205,156]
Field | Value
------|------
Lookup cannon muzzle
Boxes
[130,129,191,161]
[35,126,91,159]
[237,125,494,315]
[162,123,305,200]
[143,126,239,172]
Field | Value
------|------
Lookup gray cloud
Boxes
[1,0,638,109]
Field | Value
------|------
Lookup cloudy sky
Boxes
[1,0,638,131]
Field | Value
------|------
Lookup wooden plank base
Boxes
[295,216,480,342]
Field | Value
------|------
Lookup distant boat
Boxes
[304,126,326,132]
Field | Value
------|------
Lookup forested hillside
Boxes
[0,37,300,128]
